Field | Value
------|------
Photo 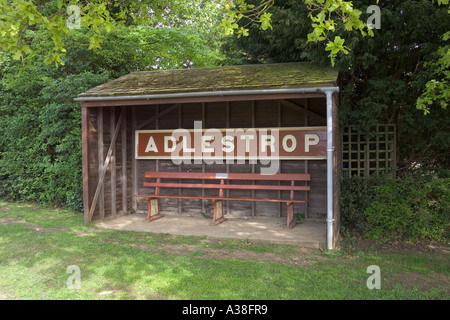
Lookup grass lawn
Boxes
[0,201,449,300]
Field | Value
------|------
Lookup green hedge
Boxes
[0,25,223,212]
[340,170,450,241]
[339,174,386,236]
[0,71,110,212]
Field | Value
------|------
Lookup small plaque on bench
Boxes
[215,173,228,179]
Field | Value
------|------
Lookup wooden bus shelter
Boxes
[75,62,341,249]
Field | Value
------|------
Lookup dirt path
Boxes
[0,217,67,234]
[96,238,324,267]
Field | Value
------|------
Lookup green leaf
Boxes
[12,50,22,60]
[260,12,272,31]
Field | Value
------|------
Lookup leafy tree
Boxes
[0,1,226,210]
[223,0,449,114]
[0,0,226,65]
[220,0,378,66]
[223,0,450,169]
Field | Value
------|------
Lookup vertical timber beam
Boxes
[212,180,226,225]
[286,180,296,228]
[154,105,160,217]
[110,107,116,217]
[81,104,91,224]
[286,202,295,229]
[132,107,138,211]
[155,105,159,172]
[201,102,206,214]
[178,104,183,215]
[146,178,163,221]
[277,102,282,217]
[121,109,127,214]
[251,100,256,217]
[225,101,230,215]
[304,98,309,219]
[97,108,104,219]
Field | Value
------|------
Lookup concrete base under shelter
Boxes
[94,213,326,249]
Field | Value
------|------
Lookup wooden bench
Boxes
[135,171,310,228]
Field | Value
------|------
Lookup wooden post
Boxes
[225,101,230,216]
[132,107,138,211]
[153,105,161,220]
[278,102,282,217]
[146,178,163,221]
[178,104,183,215]
[251,100,255,217]
[212,200,225,224]
[81,105,91,224]
[304,98,309,219]
[201,102,206,215]
[287,180,296,228]
[121,109,128,214]
[212,180,226,225]
[286,202,296,229]
[110,107,117,216]
[97,107,104,219]
[146,198,162,221]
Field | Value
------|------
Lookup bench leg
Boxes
[212,200,226,225]
[146,198,164,222]
[286,202,296,229]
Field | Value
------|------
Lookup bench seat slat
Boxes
[143,182,310,191]
[135,194,307,203]
[144,171,310,181]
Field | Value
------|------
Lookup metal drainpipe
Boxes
[323,89,337,250]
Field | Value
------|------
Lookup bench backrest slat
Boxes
[144,171,310,181]
[143,182,310,191]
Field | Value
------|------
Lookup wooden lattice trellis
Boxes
[342,124,396,176]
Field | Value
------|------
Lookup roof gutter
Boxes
[74,87,339,102]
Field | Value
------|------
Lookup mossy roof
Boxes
[78,62,338,98]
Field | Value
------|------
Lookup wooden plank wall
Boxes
[87,106,133,221]
[85,98,329,221]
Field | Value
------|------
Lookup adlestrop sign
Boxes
[136,126,326,160]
